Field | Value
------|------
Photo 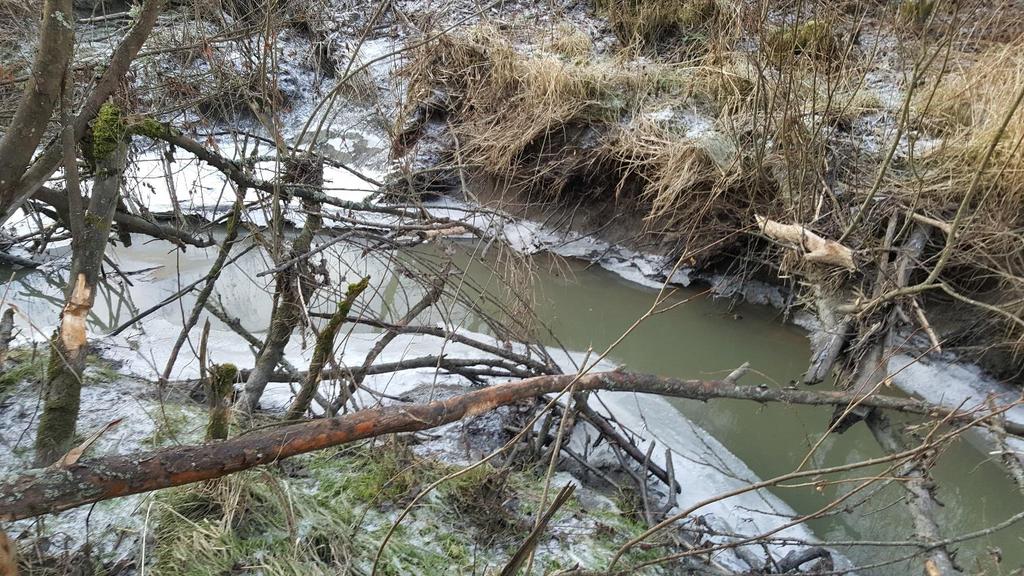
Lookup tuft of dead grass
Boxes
[401,21,855,257]
[399,5,1024,364]
[595,0,729,52]
[920,41,1024,197]
[910,39,1024,354]
[605,118,747,242]
[546,22,595,59]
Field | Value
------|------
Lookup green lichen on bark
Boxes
[35,332,84,465]
[284,277,370,420]
[344,277,371,304]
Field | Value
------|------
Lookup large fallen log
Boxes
[0,371,1018,521]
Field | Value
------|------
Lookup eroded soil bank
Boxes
[389,0,1024,386]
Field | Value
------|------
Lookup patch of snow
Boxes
[1,373,203,559]
[889,354,1024,462]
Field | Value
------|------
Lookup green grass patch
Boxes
[143,403,197,448]
[0,347,48,397]
[150,437,670,574]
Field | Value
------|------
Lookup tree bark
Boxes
[0,530,14,576]
[3,370,1017,521]
[32,186,215,248]
[0,0,74,217]
[238,156,324,414]
[205,363,238,441]
[33,107,129,467]
[0,0,166,225]
[285,277,369,420]
[0,308,15,365]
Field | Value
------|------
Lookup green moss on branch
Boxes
[90,103,127,161]
[130,117,179,140]
[206,363,238,441]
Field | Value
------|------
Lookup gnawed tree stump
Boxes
[206,363,238,441]
[34,104,130,466]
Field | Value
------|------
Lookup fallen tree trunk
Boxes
[866,411,960,576]
[0,371,1018,521]
[33,186,215,248]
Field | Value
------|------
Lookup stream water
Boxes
[2,228,1020,573]
[516,254,1023,572]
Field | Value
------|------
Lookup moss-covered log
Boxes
[2,370,1018,521]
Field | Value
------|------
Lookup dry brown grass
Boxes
[605,118,747,243]
[405,26,637,196]
[405,26,729,203]
[401,14,867,254]
[921,41,1024,200]
[546,22,594,59]
[595,0,732,53]
[910,39,1024,353]
[0,0,38,22]
[398,1,1024,363]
